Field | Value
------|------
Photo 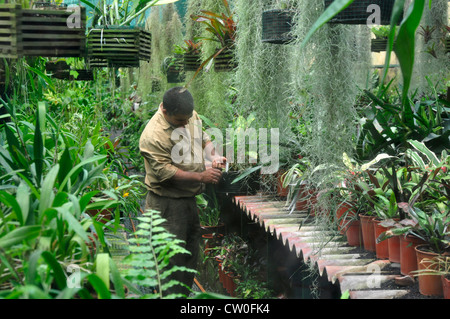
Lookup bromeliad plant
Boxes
[186,0,236,84]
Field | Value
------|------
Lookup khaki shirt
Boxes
[139,106,210,198]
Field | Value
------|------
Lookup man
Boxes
[139,86,226,297]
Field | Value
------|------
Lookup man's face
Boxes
[162,107,193,128]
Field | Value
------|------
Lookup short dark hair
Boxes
[162,87,194,115]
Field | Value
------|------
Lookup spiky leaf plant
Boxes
[123,209,197,299]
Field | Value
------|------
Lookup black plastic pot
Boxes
[262,9,295,44]
[324,0,397,25]
[215,171,259,195]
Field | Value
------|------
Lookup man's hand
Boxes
[212,156,227,170]
[200,168,223,184]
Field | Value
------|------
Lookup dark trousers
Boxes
[145,191,200,297]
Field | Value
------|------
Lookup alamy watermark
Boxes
[66,5,82,29]
[170,121,280,175]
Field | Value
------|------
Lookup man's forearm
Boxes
[172,169,203,183]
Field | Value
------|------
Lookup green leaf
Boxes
[33,106,44,187]
[39,164,59,218]
[393,0,425,125]
[0,225,42,249]
[300,0,355,49]
[407,139,440,167]
[96,253,110,290]
[58,147,73,190]
[87,274,111,299]
[41,251,67,290]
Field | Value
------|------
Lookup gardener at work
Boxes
[139,86,226,297]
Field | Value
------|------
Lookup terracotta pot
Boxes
[86,207,114,224]
[295,186,317,214]
[414,245,443,297]
[399,234,426,276]
[388,235,400,263]
[342,219,363,247]
[336,202,356,233]
[200,223,225,236]
[276,170,289,197]
[373,219,389,259]
[442,275,450,299]
[218,262,225,285]
[359,214,376,252]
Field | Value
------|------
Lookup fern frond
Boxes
[123,209,196,299]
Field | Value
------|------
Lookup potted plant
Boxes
[196,189,224,255]
[371,26,391,52]
[262,1,296,44]
[162,54,185,83]
[85,0,176,67]
[180,40,202,72]
[188,0,236,82]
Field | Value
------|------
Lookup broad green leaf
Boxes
[33,106,44,187]
[41,251,67,290]
[39,164,59,218]
[87,273,111,299]
[58,155,106,193]
[407,139,440,167]
[57,204,89,242]
[0,225,42,249]
[393,0,425,125]
[16,181,30,225]
[96,253,110,290]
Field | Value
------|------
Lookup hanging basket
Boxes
[87,26,150,68]
[183,52,201,71]
[21,5,87,57]
[214,48,236,72]
[50,69,94,81]
[0,4,22,59]
[324,0,397,25]
[163,55,185,83]
[371,38,387,52]
[261,9,295,44]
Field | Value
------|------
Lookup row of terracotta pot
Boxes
[336,205,449,298]
[217,259,239,297]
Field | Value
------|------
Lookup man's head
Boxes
[162,87,194,128]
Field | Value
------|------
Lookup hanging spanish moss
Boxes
[415,0,450,95]
[288,2,371,248]
[233,0,297,172]
[290,2,371,183]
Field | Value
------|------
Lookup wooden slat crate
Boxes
[139,30,151,62]
[87,27,151,67]
[20,6,86,57]
[0,4,22,59]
